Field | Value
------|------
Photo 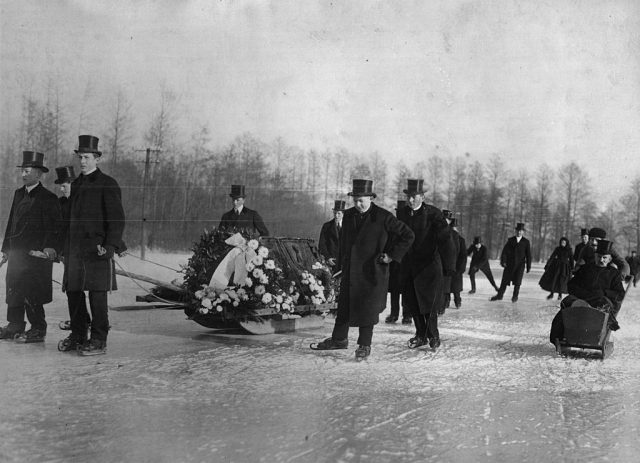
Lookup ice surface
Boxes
[1,254,639,462]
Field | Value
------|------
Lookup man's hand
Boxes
[43,248,57,260]
[97,245,115,259]
[378,253,392,264]
[327,257,336,266]
[0,252,7,267]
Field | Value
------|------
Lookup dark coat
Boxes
[318,218,340,261]
[467,243,492,273]
[2,183,62,306]
[539,245,574,293]
[450,231,467,293]
[336,203,414,326]
[568,262,625,312]
[400,204,456,314]
[65,169,125,292]
[573,241,587,266]
[625,255,640,276]
[499,236,531,286]
[219,206,269,237]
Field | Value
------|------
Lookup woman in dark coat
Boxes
[539,237,573,300]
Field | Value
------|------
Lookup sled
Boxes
[554,302,614,359]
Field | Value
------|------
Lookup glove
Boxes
[97,245,115,260]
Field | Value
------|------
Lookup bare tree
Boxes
[104,88,134,167]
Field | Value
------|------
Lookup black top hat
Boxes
[515,223,525,231]
[74,135,102,156]
[54,166,76,184]
[442,209,455,220]
[332,200,346,211]
[403,179,425,195]
[473,236,481,245]
[348,179,376,198]
[18,151,49,172]
[596,239,614,255]
[229,184,246,199]
[580,228,588,236]
[395,199,407,210]
[588,227,606,239]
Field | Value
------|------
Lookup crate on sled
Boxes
[554,301,614,359]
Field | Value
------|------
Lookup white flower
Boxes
[198,307,209,314]
[219,293,230,302]
[194,290,205,299]
[232,301,239,307]
[312,262,323,269]
[258,246,269,258]
[216,305,223,312]
[251,256,264,266]
[226,289,238,300]
[246,262,255,272]
[252,268,264,279]
[244,277,253,287]
[262,293,273,304]
[275,295,283,304]
[201,298,212,309]
[255,285,266,295]
[259,275,269,284]
[265,259,276,270]
[248,239,259,250]
[282,302,291,312]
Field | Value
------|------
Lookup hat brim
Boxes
[74,149,102,156]
[348,192,376,198]
[18,164,49,173]
[229,195,246,199]
[402,189,425,195]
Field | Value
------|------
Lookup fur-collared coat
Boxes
[335,203,414,326]
[2,183,62,306]
[65,169,125,292]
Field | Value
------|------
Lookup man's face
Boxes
[334,210,344,221]
[353,195,371,213]
[232,197,245,209]
[59,182,71,198]
[78,153,98,174]
[581,235,589,244]
[407,193,423,210]
[475,243,481,249]
[21,167,41,186]
[590,236,601,247]
[560,239,567,247]
[516,229,524,238]
[596,253,612,267]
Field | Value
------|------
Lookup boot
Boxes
[490,289,504,301]
[546,293,554,300]
[512,285,520,302]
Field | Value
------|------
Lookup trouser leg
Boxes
[512,285,520,301]
[24,299,46,332]
[67,291,90,340]
[426,309,439,341]
[6,304,26,329]
[453,291,461,306]
[389,290,400,318]
[484,268,498,289]
[404,278,427,338]
[469,271,476,291]
[443,293,451,308]
[88,291,109,342]
[357,326,374,346]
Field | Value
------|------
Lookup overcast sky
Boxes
[1,0,639,201]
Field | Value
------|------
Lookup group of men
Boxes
[1,136,125,356]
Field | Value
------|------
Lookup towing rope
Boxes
[113,258,186,306]
[122,252,182,272]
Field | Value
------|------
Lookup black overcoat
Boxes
[499,236,531,286]
[336,203,414,326]
[400,204,456,314]
[450,231,467,293]
[219,207,269,236]
[318,218,340,261]
[539,245,573,293]
[2,183,62,306]
[568,262,625,310]
[65,169,125,291]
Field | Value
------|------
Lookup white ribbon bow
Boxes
[209,233,257,290]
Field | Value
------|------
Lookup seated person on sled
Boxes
[549,239,626,344]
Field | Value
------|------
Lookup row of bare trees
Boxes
[1,86,639,260]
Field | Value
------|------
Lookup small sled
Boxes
[554,302,614,359]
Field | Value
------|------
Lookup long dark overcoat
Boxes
[499,236,531,286]
[65,169,125,292]
[318,218,340,261]
[336,203,414,326]
[2,183,62,306]
[539,244,573,293]
[467,244,491,273]
[219,207,269,236]
[450,231,467,293]
[400,204,456,314]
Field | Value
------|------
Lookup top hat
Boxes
[229,184,246,199]
[403,179,425,195]
[588,227,606,239]
[54,166,76,184]
[332,200,346,211]
[473,236,481,245]
[580,228,588,236]
[515,223,526,231]
[395,199,407,210]
[596,239,614,255]
[74,135,102,156]
[450,218,458,227]
[442,209,455,220]
[348,179,376,198]
[18,151,49,172]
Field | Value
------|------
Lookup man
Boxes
[626,250,639,287]
[310,179,414,360]
[386,199,412,324]
[442,217,466,312]
[0,151,62,342]
[490,223,531,303]
[550,239,626,343]
[399,179,455,350]
[574,227,629,277]
[219,184,269,237]
[63,135,126,356]
[573,228,589,269]
[467,236,499,294]
[318,199,345,266]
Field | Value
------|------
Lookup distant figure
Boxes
[318,199,345,266]
[467,236,499,294]
[219,184,269,237]
[490,222,531,303]
[385,200,411,325]
[445,217,467,311]
[573,228,589,270]
[625,250,640,287]
[539,237,574,301]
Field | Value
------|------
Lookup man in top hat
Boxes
[385,199,412,324]
[574,227,629,277]
[490,222,531,302]
[0,151,62,342]
[550,239,626,344]
[441,215,467,313]
[219,184,269,237]
[318,199,346,266]
[61,135,126,356]
[398,179,456,350]
[573,228,589,269]
[625,250,639,287]
[466,236,499,294]
[310,179,414,360]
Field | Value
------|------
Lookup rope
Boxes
[123,252,182,273]
[113,259,186,306]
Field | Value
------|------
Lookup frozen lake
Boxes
[1,253,639,462]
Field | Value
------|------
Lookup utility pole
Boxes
[135,148,161,260]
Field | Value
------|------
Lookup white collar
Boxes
[26,182,39,193]
[83,167,98,176]
[516,236,523,243]
[234,205,244,214]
